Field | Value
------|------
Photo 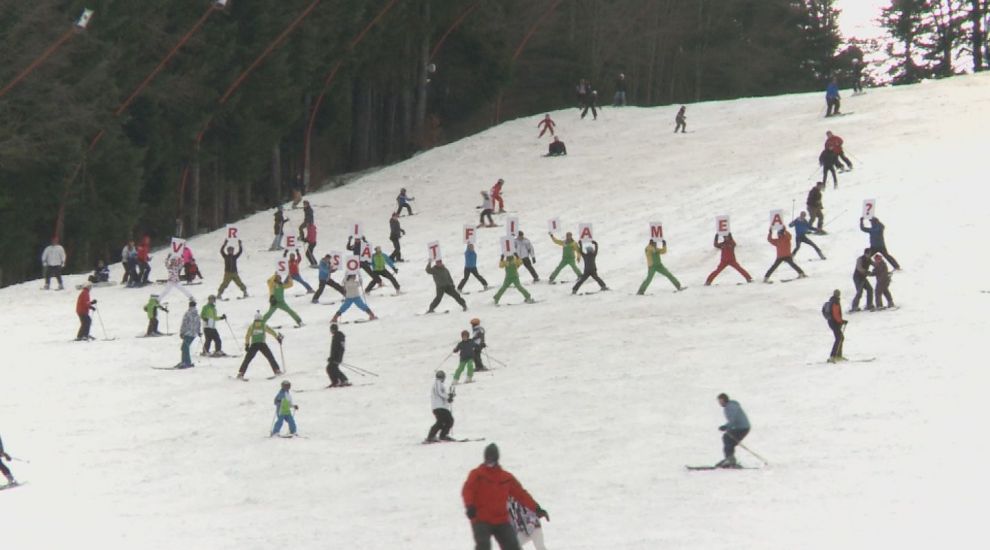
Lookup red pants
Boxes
[538,126,554,138]
[706,260,751,285]
[492,194,504,211]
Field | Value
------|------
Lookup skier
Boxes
[825,77,841,116]
[763,227,806,282]
[270,206,288,251]
[237,312,284,379]
[285,250,314,294]
[575,78,590,106]
[819,147,840,189]
[545,136,567,157]
[636,239,682,294]
[271,380,298,437]
[470,318,487,372]
[613,72,627,106]
[426,370,455,442]
[451,330,478,384]
[478,191,496,228]
[312,254,346,303]
[806,182,826,233]
[509,497,549,550]
[674,106,687,133]
[789,212,826,260]
[304,222,318,267]
[491,179,506,214]
[716,393,751,468]
[366,246,400,294]
[515,231,539,283]
[572,240,608,294]
[389,212,405,261]
[326,323,350,387]
[426,259,468,313]
[75,282,96,341]
[41,237,67,290]
[850,248,875,312]
[457,243,489,292]
[860,217,901,270]
[330,273,378,323]
[852,58,864,93]
[547,232,582,283]
[395,188,415,216]
[705,233,752,285]
[346,234,379,283]
[298,200,314,240]
[494,254,534,305]
[463,443,548,550]
[181,245,203,283]
[290,173,305,208]
[178,300,201,369]
[263,272,303,327]
[144,294,168,336]
[537,114,555,138]
[872,254,895,309]
[0,434,17,486]
[88,260,110,284]
[825,131,853,170]
[200,295,226,357]
[217,239,248,300]
[581,90,599,120]
[121,240,139,287]
[159,252,194,301]
[823,289,847,363]
[136,236,152,284]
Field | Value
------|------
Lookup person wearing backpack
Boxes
[823,289,847,363]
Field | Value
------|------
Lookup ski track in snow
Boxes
[1,75,989,549]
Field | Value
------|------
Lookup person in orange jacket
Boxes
[75,281,97,341]
[763,227,806,282]
[824,289,847,363]
[824,131,852,170]
[705,232,752,285]
[463,443,549,550]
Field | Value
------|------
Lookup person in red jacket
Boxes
[824,131,852,171]
[537,114,555,138]
[491,179,506,213]
[763,227,806,282]
[137,235,152,285]
[825,289,847,363]
[75,282,97,341]
[304,222,318,267]
[705,232,752,285]
[463,443,549,550]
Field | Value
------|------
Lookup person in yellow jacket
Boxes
[236,312,283,379]
[547,232,582,283]
[637,239,683,294]
[493,254,535,305]
[263,272,303,327]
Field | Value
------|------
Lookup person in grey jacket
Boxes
[515,231,539,283]
[716,393,750,468]
[178,300,202,369]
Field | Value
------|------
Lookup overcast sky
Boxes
[834,0,889,40]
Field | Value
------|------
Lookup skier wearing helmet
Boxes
[426,370,455,443]
[470,318,487,372]
[271,380,298,437]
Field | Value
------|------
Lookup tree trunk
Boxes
[413,1,430,141]
[973,0,985,71]
[190,141,200,236]
[271,143,282,201]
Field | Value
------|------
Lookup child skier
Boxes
[572,240,608,294]
[763,227,806,282]
[237,312,283,379]
[426,370,455,442]
[452,330,478,384]
[270,206,288,251]
[304,222,318,267]
[178,300,201,369]
[470,318,487,372]
[457,243,489,292]
[537,114,555,138]
[75,282,96,341]
[200,295,226,356]
[674,106,687,133]
[493,254,535,305]
[395,188,415,216]
[271,380,298,437]
[636,239,682,294]
[330,274,378,323]
[547,232,582,283]
[491,179,505,213]
[478,191,496,227]
[144,294,168,336]
[263,272,303,327]
[824,289,846,363]
[705,233,752,285]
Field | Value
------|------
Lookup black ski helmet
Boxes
[436,370,445,380]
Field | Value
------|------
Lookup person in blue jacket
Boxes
[457,243,489,292]
[716,393,750,468]
[312,254,345,304]
[271,380,298,437]
[0,434,17,486]
[789,211,826,260]
[860,216,900,270]
[395,188,414,216]
[825,77,841,116]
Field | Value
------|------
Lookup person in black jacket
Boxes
[270,207,288,251]
[546,137,567,157]
[613,73,627,106]
[581,90,599,120]
[326,323,349,387]
[389,213,405,261]
[572,240,608,294]
[819,149,840,189]
[299,201,314,240]
[850,248,875,312]
[0,433,16,486]
[217,240,248,299]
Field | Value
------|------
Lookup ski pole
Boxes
[165,303,170,334]
[340,364,366,377]
[278,339,287,373]
[823,208,849,228]
[732,437,770,466]
[95,308,110,340]
[10,456,30,463]
[438,351,454,368]
[485,353,508,367]
[791,199,795,220]
[224,317,237,341]
[341,362,379,377]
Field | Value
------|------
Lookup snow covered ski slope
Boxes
[1,74,989,549]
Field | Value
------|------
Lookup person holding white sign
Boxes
[366,246,400,294]
[636,239,682,294]
[572,241,608,294]
[859,217,900,270]
[263,272,303,327]
[515,231,540,283]
[426,259,468,313]
[705,233,752,285]
[547,232,582,283]
[217,240,248,300]
[789,212,826,260]
[159,253,194,301]
[457,243,489,292]
[312,254,345,303]
[493,254,534,305]
[763,228,806,283]
[330,274,378,323]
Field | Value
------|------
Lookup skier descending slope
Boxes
[463,444,549,550]
[236,312,284,380]
[572,240,608,294]
[716,393,750,468]
[426,259,468,313]
[823,289,847,363]
[508,496,549,550]
[426,370,455,442]
[636,238,682,294]
[0,434,17,487]
[271,380,298,437]
[178,300,201,369]
[547,232,582,283]
[825,131,853,171]
[763,227,806,283]
[395,187,414,216]
[493,254,534,306]
[705,233,752,285]
[326,323,350,387]
[452,330,478,385]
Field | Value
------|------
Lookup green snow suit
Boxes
[548,235,582,281]
[263,275,302,324]
[493,257,532,303]
[637,242,682,294]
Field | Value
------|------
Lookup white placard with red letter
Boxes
[329,251,342,271]
[275,258,289,279]
[170,238,186,254]
[716,215,730,237]
[500,236,516,256]
[463,225,476,245]
[359,242,372,262]
[284,235,297,249]
[351,222,363,238]
[344,255,361,276]
[427,241,442,262]
[577,223,594,243]
[649,222,663,242]
[769,210,785,232]
[224,225,239,243]
[862,199,876,219]
[506,216,519,237]
[548,217,561,234]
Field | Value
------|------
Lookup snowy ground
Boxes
[2,75,988,549]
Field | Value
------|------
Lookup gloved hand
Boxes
[465,506,476,519]
[843,321,848,326]
[163,307,170,313]
[91,300,98,305]
[447,393,455,403]
[536,507,550,521]
[221,314,227,320]
[90,306,97,311]
[276,334,284,343]
[719,425,727,432]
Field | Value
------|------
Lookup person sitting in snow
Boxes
[545,137,567,157]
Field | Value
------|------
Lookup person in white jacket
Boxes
[514,231,540,283]
[178,300,201,369]
[509,496,549,550]
[41,238,67,290]
[425,371,455,442]
[159,253,193,301]
[477,192,495,228]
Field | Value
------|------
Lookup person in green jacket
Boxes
[547,232,582,283]
[637,239,683,294]
[237,312,283,379]
[263,272,303,327]
[200,295,227,356]
[271,380,298,437]
[494,254,535,305]
[365,246,400,294]
[144,294,168,336]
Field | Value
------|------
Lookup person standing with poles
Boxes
[636,238,682,294]
[426,370,456,443]
[547,232,582,284]
[426,259,468,313]
[716,393,751,468]
[237,312,283,380]
[457,243,489,292]
[0,434,18,486]
[395,188,414,216]
[178,300,201,369]
[806,182,826,234]
[144,293,168,336]
[270,206,288,251]
[326,323,350,388]
[515,231,539,283]
[200,295,226,357]
[271,380,298,437]
[217,239,248,300]
[462,443,549,550]
[823,289,847,363]
[41,237,67,290]
[75,282,96,341]
[470,318,487,372]
[451,330,478,385]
